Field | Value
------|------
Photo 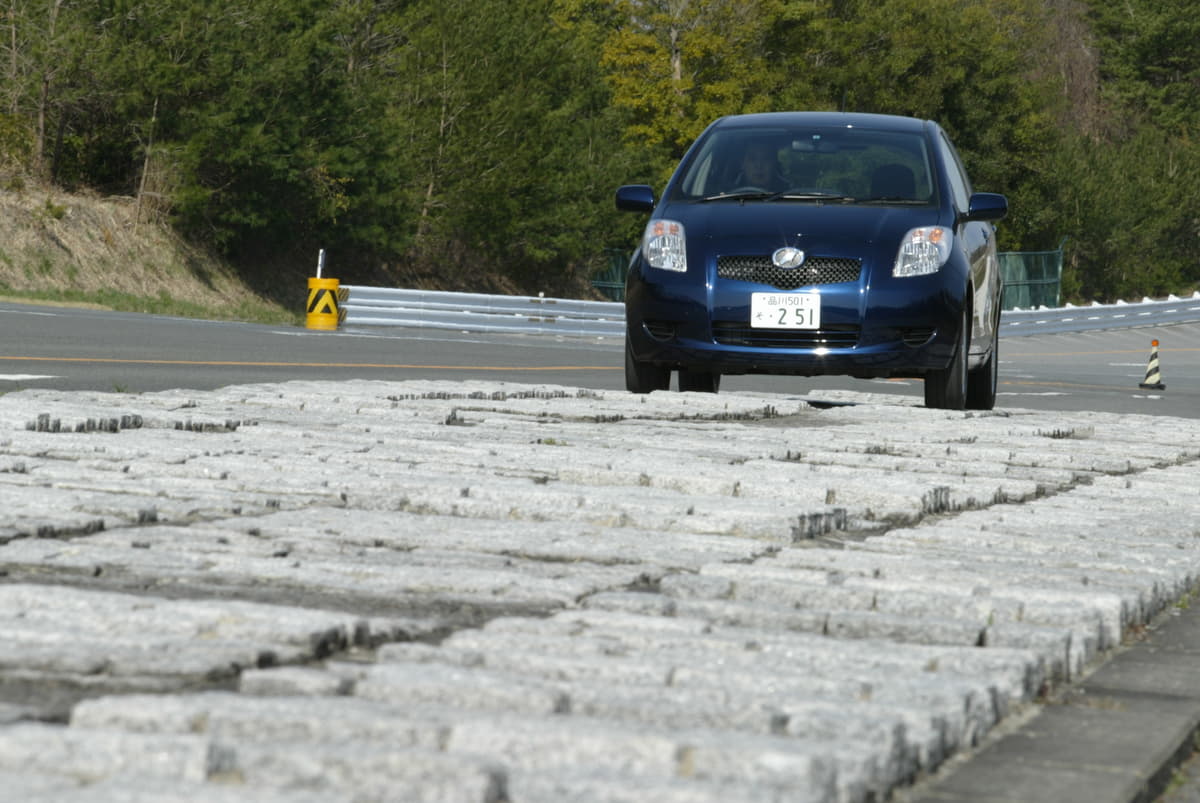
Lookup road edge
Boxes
[900,588,1200,803]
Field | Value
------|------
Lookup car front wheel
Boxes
[625,338,670,393]
[966,322,998,410]
[924,309,968,410]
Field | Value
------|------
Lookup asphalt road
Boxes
[1,300,1197,417]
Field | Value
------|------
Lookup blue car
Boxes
[616,111,1007,410]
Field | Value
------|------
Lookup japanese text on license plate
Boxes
[750,292,820,329]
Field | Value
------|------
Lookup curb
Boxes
[904,592,1200,803]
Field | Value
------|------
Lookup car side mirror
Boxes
[964,192,1007,223]
[616,184,655,213]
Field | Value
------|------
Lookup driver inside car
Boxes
[734,140,787,191]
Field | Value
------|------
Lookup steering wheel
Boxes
[726,185,769,194]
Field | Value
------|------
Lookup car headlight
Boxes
[893,226,953,277]
[642,219,687,272]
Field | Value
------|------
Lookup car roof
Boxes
[710,111,931,133]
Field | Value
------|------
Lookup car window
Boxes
[936,132,972,211]
[670,126,936,203]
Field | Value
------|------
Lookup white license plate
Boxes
[750,292,820,329]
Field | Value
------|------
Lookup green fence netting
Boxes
[999,240,1065,310]
[592,248,629,301]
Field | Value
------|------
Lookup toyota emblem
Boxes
[772,247,806,270]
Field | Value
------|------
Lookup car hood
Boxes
[662,201,945,257]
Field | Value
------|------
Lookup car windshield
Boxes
[672,125,936,205]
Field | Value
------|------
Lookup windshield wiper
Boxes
[764,191,857,203]
[700,190,927,204]
[699,190,858,203]
[853,196,929,205]
[698,190,776,202]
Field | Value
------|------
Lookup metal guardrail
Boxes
[341,285,1200,339]
[340,286,625,337]
[1000,294,1200,337]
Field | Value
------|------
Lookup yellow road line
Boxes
[1005,347,1200,357]
[1001,379,1135,391]
[0,356,619,371]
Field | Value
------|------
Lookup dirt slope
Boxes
[0,187,290,320]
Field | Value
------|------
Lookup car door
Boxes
[936,130,997,357]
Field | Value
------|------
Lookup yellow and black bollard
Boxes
[305,249,340,330]
[306,276,340,330]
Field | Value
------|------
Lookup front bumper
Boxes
[625,260,967,379]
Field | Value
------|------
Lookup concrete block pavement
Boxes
[2,379,1200,801]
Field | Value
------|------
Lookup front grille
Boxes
[713,322,860,349]
[717,255,862,290]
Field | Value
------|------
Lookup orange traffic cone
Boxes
[1138,339,1166,391]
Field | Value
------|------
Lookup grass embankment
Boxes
[0,187,298,325]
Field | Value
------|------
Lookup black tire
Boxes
[625,337,669,393]
[966,323,998,410]
[678,367,721,393]
[924,308,968,410]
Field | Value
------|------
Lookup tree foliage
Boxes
[599,0,781,177]
[393,0,632,289]
[0,0,1195,302]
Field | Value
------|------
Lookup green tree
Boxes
[599,0,784,179]
[1054,126,1200,301]
[4,0,1195,302]
[391,0,632,291]
[1051,0,1200,300]
[71,0,395,267]
[2,0,93,182]
[1085,0,1200,134]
